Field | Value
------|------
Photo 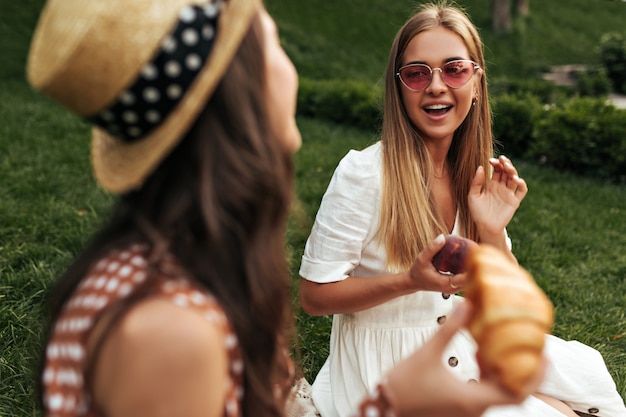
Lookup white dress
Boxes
[299,142,626,417]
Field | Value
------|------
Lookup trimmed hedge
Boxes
[489,77,573,104]
[297,77,383,132]
[491,93,543,158]
[528,97,626,183]
[296,78,626,183]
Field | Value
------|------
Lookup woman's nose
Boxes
[426,68,447,93]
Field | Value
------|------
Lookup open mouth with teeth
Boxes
[424,104,452,115]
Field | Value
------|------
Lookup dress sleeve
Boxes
[299,145,381,284]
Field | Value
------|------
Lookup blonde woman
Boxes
[299,2,626,417]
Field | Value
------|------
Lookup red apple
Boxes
[432,235,478,274]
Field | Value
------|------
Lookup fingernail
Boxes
[434,234,445,245]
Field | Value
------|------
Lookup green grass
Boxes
[265,0,626,81]
[0,80,114,416]
[503,162,626,395]
[2,0,626,415]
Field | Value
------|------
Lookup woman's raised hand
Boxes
[468,155,528,238]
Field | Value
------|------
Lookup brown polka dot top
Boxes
[41,243,244,417]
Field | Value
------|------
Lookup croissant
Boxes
[464,244,554,395]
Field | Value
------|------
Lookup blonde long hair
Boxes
[379,1,492,270]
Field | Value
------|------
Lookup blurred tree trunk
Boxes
[492,0,512,33]
[516,0,529,16]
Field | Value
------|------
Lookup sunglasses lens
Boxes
[441,61,475,88]
[399,65,431,91]
[398,61,477,91]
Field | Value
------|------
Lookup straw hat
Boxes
[27,0,261,193]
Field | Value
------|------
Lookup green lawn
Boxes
[2,0,626,415]
[265,0,626,81]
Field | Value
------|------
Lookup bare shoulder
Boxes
[92,297,230,417]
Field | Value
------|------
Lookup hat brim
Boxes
[92,0,261,194]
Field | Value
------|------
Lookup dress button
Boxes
[448,357,459,367]
[588,408,599,414]
[437,315,447,325]
[442,293,451,299]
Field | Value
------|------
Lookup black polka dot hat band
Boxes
[27,0,261,193]
[88,4,221,142]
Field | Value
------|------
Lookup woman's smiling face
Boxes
[399,26,481,144]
